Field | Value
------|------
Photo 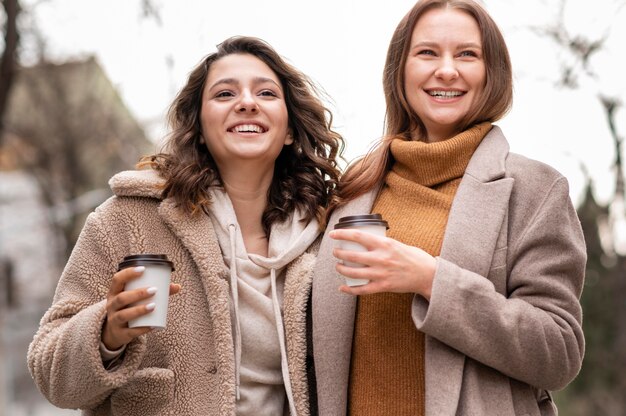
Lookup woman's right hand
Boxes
[102,266,181,350]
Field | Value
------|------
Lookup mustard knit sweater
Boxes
[348,122,491,415]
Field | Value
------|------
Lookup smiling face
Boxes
[200,53,291,170]
[403,7,486,142]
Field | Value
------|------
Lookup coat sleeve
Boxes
[412,176,586,391]
[27,204,147,409]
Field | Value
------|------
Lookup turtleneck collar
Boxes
[390,122,492,187]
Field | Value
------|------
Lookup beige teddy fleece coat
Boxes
[27,169,315,415]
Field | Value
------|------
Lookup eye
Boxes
[259,89,278,98]
[215,90,235,98]
[417,49,437,57]
[458,50,479,58]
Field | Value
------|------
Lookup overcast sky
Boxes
[24,0,626,206]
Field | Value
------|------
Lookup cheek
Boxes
[472,64,487,89]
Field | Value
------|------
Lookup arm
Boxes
[27,207,148,409]
[413,176,586,390]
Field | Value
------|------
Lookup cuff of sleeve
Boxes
[100,341,126,362]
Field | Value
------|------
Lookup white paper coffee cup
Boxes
[119,254,175,329]
[334,214,389,286]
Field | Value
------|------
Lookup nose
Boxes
[236,90,259,113]
[434,56,459,82]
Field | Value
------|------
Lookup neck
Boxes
[220,163,274,256]
[413,125,458,143]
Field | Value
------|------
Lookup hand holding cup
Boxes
[332,214,389,286]
[102,254,178,351]
[331,215,437,298]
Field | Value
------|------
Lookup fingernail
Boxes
[146,302,156,311]
[146,286,157,295]
[134,266,145,273]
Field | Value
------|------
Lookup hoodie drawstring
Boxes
[228,224,242,401]
[228,223,298,415]
[270,268,297,416]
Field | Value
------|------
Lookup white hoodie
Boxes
[207,188,319,416]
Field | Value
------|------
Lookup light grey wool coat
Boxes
[312,126,587,416]
[27,170,315,416]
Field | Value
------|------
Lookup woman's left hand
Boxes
[330,229,437,299]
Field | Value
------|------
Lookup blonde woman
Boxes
[312,1,586,415]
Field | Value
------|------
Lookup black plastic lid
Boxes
[118,254,175,271]
[334,213,389,230]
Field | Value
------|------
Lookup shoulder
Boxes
[108,169,166,199]
[504,152,572,210]
[88,170,165,226]
[480,126,569,193]
[505,152,565,185]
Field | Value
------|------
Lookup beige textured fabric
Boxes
[27,169,315,416]
[312,126,586,416]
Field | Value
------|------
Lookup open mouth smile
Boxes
[425,90,466,99]
[228,123,267,133]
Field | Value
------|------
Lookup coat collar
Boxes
[313,125,514,415]
[109,169,165,199]
[465,125,508,182]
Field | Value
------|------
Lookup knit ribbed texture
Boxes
[348,122,491,416]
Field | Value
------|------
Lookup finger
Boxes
[339,280,388,296]
[108,266,146,298]
[169,283,182,296]
[103,322,152,350]
[329,229,386,250]
[333,248,373,267]
[127,326,153,337]
[335,262,384,282]
[109,302,158,327]
[108,286,157,313]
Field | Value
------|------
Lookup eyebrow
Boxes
[209,76,282,90]
[410,41,482,50]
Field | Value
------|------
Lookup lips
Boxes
[425,89,466,98]
[228,123,267,133]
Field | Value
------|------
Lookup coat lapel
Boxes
[157,199,237,404]
[312,190,378,415]
[157,199,229,300]
[425,126,514,415]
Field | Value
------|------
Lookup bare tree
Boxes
[5,58,152,260]
[0,0,20,140]
[535,1,626,415]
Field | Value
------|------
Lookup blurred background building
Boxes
[0,52,152,415]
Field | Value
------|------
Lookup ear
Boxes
[199,135,205,144]
[284,129,294,145]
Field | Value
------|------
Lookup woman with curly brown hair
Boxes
[312,1,586,415]
[28,36,343,415]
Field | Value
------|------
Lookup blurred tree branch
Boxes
[0,0,19,141]
[141,0,162,25]
[536,1,626,415]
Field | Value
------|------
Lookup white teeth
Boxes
[429,90,463,97]
[232,124,265,133]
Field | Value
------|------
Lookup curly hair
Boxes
[142,36,344,234]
